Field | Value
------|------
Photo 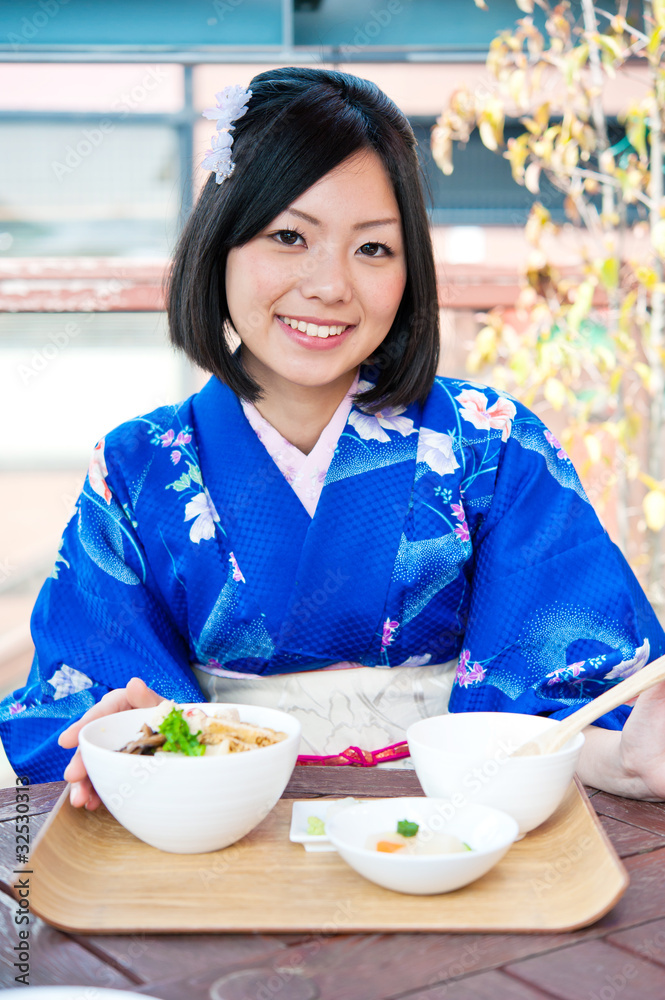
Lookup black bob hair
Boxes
[167,66,440,413]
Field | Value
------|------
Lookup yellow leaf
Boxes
[643,490,665,533]
[618,289,637,334]
[572,41,589,72]
[508,69,526,108]
[563,141,579,170]
[599,257,619,290]
[599,149,615,175]
[596,345,616,372]
[478,100,505,152]
[626,112,648,161]
[469,325,498,369]
[524,161,541,194]
[634,362,652,389]
[567,280,595,332]
[544,377,568,410]
[431,125,454,176]
[654,0,665,31]
[599,33,624,61]
[584,433,602,464]
[626,454,640,480]
[647,26,665,54]
[505,134,530,182]
[609,369,623,395]
[479,118,498,152]
[600,53,616,79]
[635,265,659,289]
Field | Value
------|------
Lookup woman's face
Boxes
[225,148,407,398]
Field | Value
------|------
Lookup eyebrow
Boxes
[285,207,401,231]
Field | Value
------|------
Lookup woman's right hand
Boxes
[58,677,166,810]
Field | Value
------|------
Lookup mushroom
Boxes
[118,723,166,755]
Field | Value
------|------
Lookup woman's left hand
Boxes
[58,677,166,809]
[615,678,665,800]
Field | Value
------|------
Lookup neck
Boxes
[241,356,359,455]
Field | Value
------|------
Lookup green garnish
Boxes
[396,819,419,838]
[463,842,472,851]
[306,816,326,836]
[158,707,206,756]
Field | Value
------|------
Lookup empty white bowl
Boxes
[407,712,584,836]
[78,703,301,853]
[325,797,518,895]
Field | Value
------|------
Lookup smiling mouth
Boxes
[277,315,352,339]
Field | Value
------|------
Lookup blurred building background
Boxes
[0,0,649,783]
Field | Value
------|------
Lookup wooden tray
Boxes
[25,779,627,934]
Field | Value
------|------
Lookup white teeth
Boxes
[278,316,349,338]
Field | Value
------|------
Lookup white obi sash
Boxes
[192,660,457,769]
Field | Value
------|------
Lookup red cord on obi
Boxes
[296,740,410,767]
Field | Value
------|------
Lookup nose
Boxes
[297,243,354,305]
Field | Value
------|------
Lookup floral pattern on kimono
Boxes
[1,366,663,782]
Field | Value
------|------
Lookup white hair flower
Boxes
[201,130,235,184]
[201,84,252,184]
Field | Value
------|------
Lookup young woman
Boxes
[1,67,664,808]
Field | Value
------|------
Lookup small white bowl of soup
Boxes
[325,797,518,895]
[78,702,301,854]
[407,712,584,836]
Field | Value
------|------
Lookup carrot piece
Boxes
[376,840,405,853]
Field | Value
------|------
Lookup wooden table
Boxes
[1,768,665,998]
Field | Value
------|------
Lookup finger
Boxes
[125,676,166,708]
[58,688,132,748]
[84,788,103,810]
[58,679,165,749]
[69,777,96,809]
[63,748,87,784]
[58,691,126,748]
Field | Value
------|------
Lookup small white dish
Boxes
[325,796,518,895]
[289,798,359,852]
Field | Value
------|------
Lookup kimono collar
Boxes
[239,370,361,517]
[191,366,421,665]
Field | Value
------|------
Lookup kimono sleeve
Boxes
[448,409,665,728]
[0,435,203,784]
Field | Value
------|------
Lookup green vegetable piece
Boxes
[463,842,472,851]
[396,819,419,838]
[306,816,326,836]
[158,707,206,756]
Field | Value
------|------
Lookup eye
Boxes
[359,242,395,258]
[272,229,306,246]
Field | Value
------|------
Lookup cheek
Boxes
[368,268,407,321]
[238,253,288,308]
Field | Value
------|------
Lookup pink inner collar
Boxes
[240,370,360,517]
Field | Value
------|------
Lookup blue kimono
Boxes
[2,366,664,782]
